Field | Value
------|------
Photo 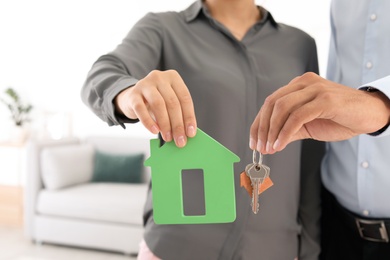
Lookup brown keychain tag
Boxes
[240,171,273,197]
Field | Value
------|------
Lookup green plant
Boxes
[0,87,33,126]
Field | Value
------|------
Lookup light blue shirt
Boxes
[322,0,390,218]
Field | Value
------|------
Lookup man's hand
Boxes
[250,72,390,154]
[114,70,197,148]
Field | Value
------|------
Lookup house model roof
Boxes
[144,128,239,167]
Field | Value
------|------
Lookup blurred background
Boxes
[0,0,331,259]
[0,0,331,142]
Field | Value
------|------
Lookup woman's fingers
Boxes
[115,70,197,148]
[169,70,197,137]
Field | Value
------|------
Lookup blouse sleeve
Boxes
[81,12,163,127]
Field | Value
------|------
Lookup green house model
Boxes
[144,128,240,224]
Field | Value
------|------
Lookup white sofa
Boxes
[24,136,151,255]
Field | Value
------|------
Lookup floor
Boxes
[0,226,137,260]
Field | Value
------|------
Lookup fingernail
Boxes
[165,131,172,142]
[175,136,186,148]
[256,140,262,152]
[249,138,256,150]
[266,141,271,153]
[273,139,280,150]
[151,125,159,134]
[187,125,196,137]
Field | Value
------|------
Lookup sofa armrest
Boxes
[24,137,80,240]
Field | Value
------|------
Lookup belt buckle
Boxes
[355,218,389,243]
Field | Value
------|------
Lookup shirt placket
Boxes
[208,24,262,260]
[357,0,379,217]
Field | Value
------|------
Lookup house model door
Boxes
[144,128,240,224]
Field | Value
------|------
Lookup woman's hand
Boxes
[115,70,197,148]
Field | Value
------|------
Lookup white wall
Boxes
[0,0,331,141]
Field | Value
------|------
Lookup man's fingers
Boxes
[288,74,302,84]
[253,74,318,152]
[249,113,261,151]
[252,87,291,153]
[271,101,323,153]
[251,72,376,154]
[266,88,317,153]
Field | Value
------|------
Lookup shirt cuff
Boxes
[103,77,139,128]
[358,75,390,137]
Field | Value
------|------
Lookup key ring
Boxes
[252,150,263,165]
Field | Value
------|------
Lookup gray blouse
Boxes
[81,1,324,259]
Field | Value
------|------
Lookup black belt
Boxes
[330,191,390,243]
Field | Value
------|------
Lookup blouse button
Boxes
[361,161,369,168]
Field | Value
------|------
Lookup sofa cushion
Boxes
[37,183,148,225]
[40,144,94,190]
[92,151,144,184]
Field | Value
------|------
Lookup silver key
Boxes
[246,151,270,214]
[247,164,269,214]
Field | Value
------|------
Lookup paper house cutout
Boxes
[144,128,240,224]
